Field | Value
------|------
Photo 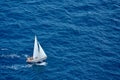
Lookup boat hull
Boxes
[26,57,47,63]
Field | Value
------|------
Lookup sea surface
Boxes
[0,0,120,80]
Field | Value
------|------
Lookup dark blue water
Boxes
[0,0,120,80]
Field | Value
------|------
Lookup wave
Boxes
[22,54,29,58]
[1,48,8,51]
[0,54,20,58]
[2,64,32,70]
[1,62,47,70]
[0,54,29,59]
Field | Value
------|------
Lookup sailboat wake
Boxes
[22,54,29,58]
[1,62,47,70]
[1,64,33,70]
[0,54,20,59]
[1,48,8,51]
[0,54,29,59]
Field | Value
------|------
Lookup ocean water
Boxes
[0,0,120,80]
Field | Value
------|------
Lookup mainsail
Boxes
[33,36,47,62]
[33,36,39,59]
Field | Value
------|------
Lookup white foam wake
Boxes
[1,62,47,70]
[0,54,20,58]
[1,48,8,51]
[22,54,29,58]
[2,64,32,70]
[0,54,29,59]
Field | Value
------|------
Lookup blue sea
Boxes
[0,0,120,80]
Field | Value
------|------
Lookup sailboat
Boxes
[26,36,47,63]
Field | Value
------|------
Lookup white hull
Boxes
[26,57,47,63]
[36,62,47,66]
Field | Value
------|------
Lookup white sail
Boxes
[38,43,47,61]
[33,36,47,62]
[33,36,39,59]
